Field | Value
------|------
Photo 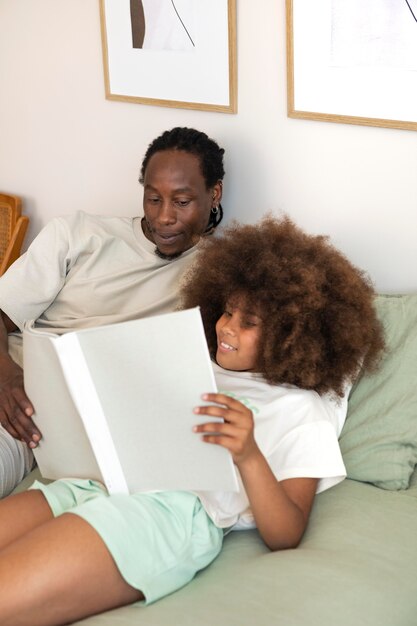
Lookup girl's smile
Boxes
[218,340,237,352]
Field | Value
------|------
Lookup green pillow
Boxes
[339,294,417,490]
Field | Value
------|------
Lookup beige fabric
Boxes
[0,211,198,335]
[8,335,23,367]
[0,428,33,498]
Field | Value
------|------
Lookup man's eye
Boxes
[224,309,232,317]
[176,200,190,207]
[146,197,160,204]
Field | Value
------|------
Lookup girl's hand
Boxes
[193,393,261,466]
[195,393,318,551]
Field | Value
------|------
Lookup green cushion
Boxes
[339,294,417,490]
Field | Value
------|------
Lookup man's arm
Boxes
[0,311,40,447]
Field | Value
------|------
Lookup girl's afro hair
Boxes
[180,215,385,396]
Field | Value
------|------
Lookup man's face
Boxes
[142,150,221,259]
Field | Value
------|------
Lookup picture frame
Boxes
[99,0,237,113]
[286,0,417,131]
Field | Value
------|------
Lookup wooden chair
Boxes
[0,193,29,276]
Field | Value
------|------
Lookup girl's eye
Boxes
[224,309,232,318]
[146,196,160,204]
[176,200,191,207]
[243,317,260,328]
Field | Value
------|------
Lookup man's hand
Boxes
[0,355,40,447]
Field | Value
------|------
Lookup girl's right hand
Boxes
[193,392,261,466]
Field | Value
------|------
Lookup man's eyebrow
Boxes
[144,184,194,193]
[172,187,195,193]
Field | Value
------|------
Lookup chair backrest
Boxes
[0,193,29,275]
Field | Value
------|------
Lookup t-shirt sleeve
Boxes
[0,217,73,330]
[268,420,347,494]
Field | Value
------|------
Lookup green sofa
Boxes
[15,294,417,625]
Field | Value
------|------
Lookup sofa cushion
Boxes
[339,294,417,490]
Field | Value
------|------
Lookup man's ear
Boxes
[212,180,223,208]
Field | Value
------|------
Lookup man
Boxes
[0,127,225,496]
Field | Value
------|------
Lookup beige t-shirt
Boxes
[0,211,199,363]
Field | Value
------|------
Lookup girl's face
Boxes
[215,298,262,372]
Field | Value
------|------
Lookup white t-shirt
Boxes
[196,363,348,530]
[0,211,199,335]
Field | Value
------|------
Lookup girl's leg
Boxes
[0,512,143,626]
[0,490,53,548]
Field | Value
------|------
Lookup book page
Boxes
[69,308,238,493]
[24,309,238,494]
[23,324,103,482]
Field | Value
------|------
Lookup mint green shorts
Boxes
[31,479,223,604]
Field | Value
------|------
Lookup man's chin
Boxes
[154,247,183,261]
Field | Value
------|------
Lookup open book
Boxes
[23,308,238,495]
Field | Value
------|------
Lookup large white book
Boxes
[23,308,238,495]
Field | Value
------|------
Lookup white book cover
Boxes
[23,308,238,495]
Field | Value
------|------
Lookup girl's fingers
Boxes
[194,396,255,463]
[194,407,251,430]
[194,404,228,419]
[194,394,252,423]
[193,421,240,437]
[199,434,235,449]
[197,428,258,463]
[200,393,245,409]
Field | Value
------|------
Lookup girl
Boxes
[182,215,384,545]
[0,216,383,625]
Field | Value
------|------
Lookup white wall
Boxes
[1,0,416,293]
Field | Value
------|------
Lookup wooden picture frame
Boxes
[100,0,237,113]
[286,0,417,131]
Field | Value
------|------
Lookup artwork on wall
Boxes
[100,0,237,113]
[286,0,417,130]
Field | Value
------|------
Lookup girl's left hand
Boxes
[193,393,261,466]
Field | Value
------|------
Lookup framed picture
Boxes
[286,0,417,131]
[99,0,237,113]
